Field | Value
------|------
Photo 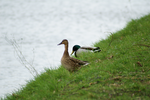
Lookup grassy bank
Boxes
[2,14,150,100]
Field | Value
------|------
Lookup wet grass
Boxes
[2,14,150,100]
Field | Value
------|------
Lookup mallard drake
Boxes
[71,45,101,57]
[58,39,89,72]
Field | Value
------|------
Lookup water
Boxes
[0,0,150,98]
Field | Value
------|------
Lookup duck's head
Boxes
[71,45,81,55]
[58,39,68,45]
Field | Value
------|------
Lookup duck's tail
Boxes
[93,47,101,53]
[83,61,90,66]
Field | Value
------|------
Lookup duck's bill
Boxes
[58,42,62,45]
[71,51,74,55]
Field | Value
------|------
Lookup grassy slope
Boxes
[3,14,150,100]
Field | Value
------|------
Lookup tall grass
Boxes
[5,37,39,77]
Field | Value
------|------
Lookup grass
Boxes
[2,14,150,100]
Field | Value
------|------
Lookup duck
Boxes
[58,39,89,72]
[71,45,101,57]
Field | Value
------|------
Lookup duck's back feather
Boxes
[69,57,88,65]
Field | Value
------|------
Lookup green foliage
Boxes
[2,14,150,100]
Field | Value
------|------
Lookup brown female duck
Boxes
[58,39,89,72]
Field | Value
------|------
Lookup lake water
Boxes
[0,0,150,98]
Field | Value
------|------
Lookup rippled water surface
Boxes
[0,0,150,98]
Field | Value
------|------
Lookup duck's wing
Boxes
[80,47,94,50]
[80,46,101,53]
[69,57,89,66]
[80,47,100,50]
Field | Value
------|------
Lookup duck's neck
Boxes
[63,44,69,57]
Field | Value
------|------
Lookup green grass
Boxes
[2,14,150,100]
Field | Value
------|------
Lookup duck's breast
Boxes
[61,57,73,71]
